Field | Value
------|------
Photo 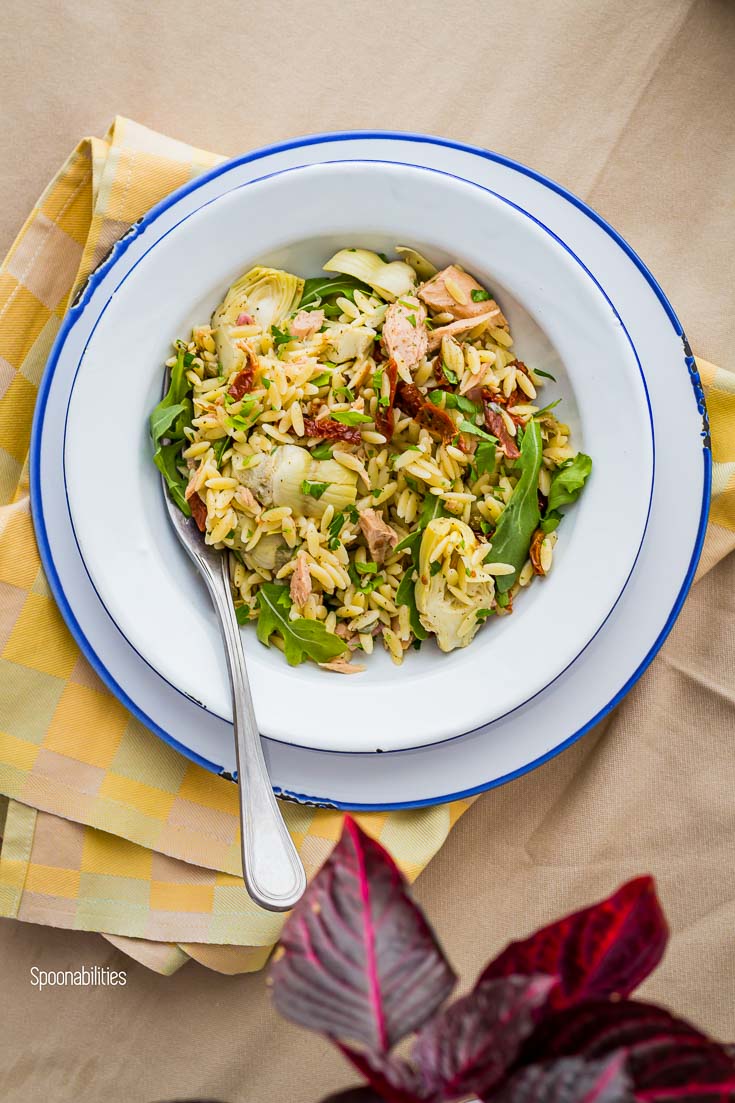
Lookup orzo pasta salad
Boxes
[150,247,592,674]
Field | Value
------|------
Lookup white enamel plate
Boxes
[31,133,709,807]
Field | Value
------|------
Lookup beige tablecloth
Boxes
[1,1,734,1100]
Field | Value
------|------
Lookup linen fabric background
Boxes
[0,1,734,1101]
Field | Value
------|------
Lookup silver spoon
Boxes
[158,415,306,913]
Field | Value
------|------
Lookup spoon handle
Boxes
[204,558,306,912]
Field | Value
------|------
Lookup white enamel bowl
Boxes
[60,161,652,753]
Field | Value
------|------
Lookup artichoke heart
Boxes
[395,246,438,281]
[244,533,291,572]
[237,444,357,519]
[212,266,304,373]
[415,518,494,652]
[326,323,377,365]
[323,249,416,302]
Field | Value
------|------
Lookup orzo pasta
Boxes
[150,248,592,673]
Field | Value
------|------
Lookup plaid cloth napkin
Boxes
[0,118,733,976]
[0,117,473,975]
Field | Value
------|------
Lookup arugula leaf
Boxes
[149,348,191,446]
[331,410,373,426]
[476,607,495,621]
[430,560,442,577]
[534,368,557,381]
[298,274,372,311]
[459,419,498,444]
[547,453,592,511]
[355,560,378,575]
[533,398,562,418]
[255,583,346,666]
[235,604,252,625]
[471,289,492,302]
[475,440,497,476]
[394,538,428,641]
[496,590,510,608]
[486,419,543,592]
[419,494,448,529]
[150,401,188,445]
[428,390,480,417]
[540,510,562,533]
[406,314,416,328]
[153,440,191,517]
[301,479,329,500]
[311,440,334,461]
[441,361,458,384]
[310,371,332,387]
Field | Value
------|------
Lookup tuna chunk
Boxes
[359,508,398,564]
[291,309,324,339]
[289,553,312,607]
[381,296,428,373]
[426,310,501,353]
[419,265,508,324]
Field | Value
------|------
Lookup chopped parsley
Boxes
[428,389,480,416]
[471,289,492,302]
[355,561,378,575]
[300,479,329,500]
[430,560,442,577]
[311,440,334,460]
[271,324,293,349]
[441,362,458,384]
[332,385,355,402]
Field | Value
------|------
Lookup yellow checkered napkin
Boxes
[0,120,733,976]
[0,118,475,975]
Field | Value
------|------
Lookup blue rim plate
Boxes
[30,131,710,809]
[61,158,655,750]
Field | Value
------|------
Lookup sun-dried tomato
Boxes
[480,389,520,460]
[395,380,457,444]
[302,417,362,446]
[227,366,255,400]
[418,403,456,443]
[395,381,424,418]
[189,492,208,533]
[375,358,398,437]
[529,528,546,575]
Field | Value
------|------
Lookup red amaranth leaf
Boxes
[410,975,555,1100]
[522,1000,735,1100]
[338,1045,431,1103]
[321,1090,386,1103]
[480,878,668,1009]
[269,817,456,1052]
[490,1053,633,1103]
